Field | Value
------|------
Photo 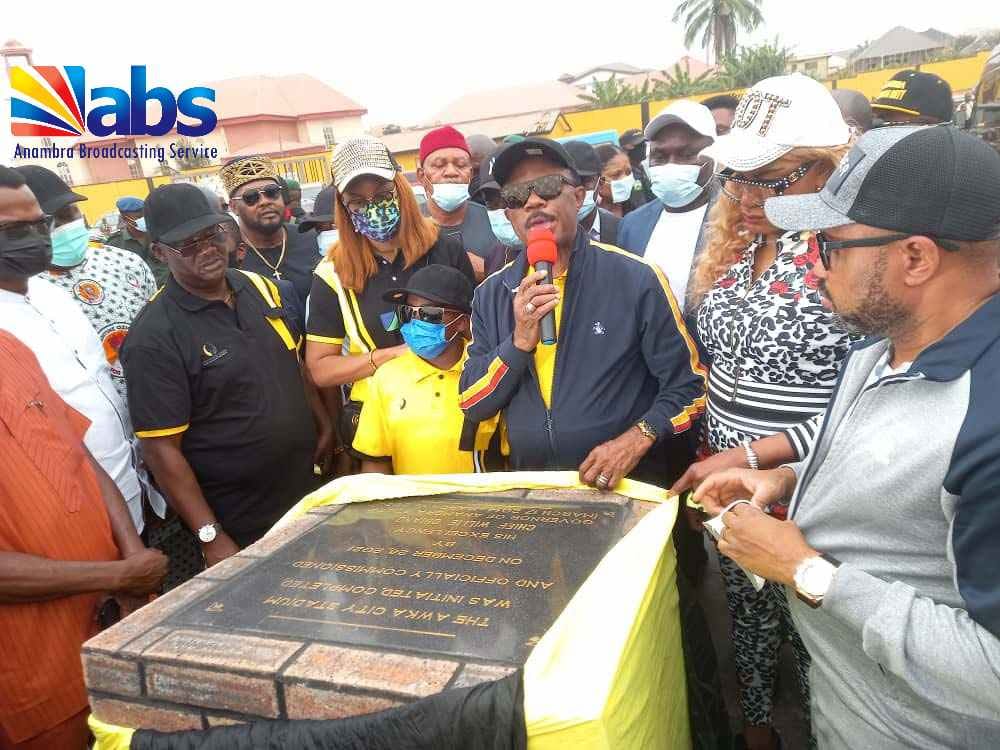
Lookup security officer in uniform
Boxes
[106,195,169,286]
[121,183,329,571]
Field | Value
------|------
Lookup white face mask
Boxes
[609,174,636,203]
[430,183,470,212]
[646,162,706,208]
[317,229,339,255]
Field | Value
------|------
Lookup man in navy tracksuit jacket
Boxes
[459,137,729,749]
[459,138,706,485]
[460,227,706,480]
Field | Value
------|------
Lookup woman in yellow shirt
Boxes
[354,265,497,474]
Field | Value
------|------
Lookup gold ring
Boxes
[525,302,536,315]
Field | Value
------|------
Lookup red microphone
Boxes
[526,227,558,345]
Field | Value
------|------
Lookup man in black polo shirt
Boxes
[220,155,320,310]
[121,183,322,567]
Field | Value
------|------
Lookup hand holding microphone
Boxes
[512,227,560,352]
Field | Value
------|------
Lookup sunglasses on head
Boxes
[717,162,815,208]
[813,230,960,270]
[161,223,234,258]
[235,185,282,206]
[0,215,54,243]
[500,174,578,209]
[396,304,465,325]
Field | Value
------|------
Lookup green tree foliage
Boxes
[579,75,653,107]
[672,0,765,64]
[652,64,717,98]
[715,40,791,88]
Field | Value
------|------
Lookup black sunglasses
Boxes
[235,185,283,206]
[813,230,961,270]
[396,304,465,325]
[500,174,578,209]
[161,223,234,258]
[717,162,815,208]
[0,215,54,243]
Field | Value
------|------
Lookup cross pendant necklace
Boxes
[244,228,287,279]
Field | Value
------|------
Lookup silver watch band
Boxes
[742,440,760,470]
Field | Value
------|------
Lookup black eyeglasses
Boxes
[0,215,54,242]
[717,162,815,208]
[813,230,961,269]
[396,304,465,325]
[500,174,578,209]
[235,185,283,205]
[161,223,234,258]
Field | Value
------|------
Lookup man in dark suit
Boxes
[618,100,719,315]
[564,140,620,245]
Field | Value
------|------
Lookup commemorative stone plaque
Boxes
[83,489,652,730]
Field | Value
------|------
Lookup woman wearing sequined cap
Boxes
[677,74,857,750]
[305,136,475,456]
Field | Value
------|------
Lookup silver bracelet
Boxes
[742,440,760,470]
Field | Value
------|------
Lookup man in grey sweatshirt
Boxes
[693,124,1000,749]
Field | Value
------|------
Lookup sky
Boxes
[2,0,996,126]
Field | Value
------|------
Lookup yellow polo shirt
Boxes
[533,272,566,409]
[353,348,499,474]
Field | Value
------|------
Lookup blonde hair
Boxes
[691,145,851,303]
[330,173,439,292]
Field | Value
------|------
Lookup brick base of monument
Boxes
[84,488,652,730]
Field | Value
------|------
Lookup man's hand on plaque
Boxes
[578,428,652,491]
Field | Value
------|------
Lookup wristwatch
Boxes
[635,420,658,442]
[793,554,840,608]
[197,522,221,544]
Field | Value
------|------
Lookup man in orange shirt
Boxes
[0,166,167,750]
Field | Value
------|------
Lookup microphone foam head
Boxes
[526,226,558,265]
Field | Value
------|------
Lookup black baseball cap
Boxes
[871,70,953,123]
[620,128,645,149]
[764,125,1000,242]
[471,157,501,202]
[563,140,601,178]
[383,264,474,313]
[298,185,336,232]
[489,137,579,186]
[144,183,234,245]
[15,165,87,214]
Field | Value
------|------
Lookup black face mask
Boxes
[0,237,52,278]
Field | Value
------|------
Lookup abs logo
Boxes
[9,65,216,138]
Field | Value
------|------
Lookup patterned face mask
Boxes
[348,195,401,243]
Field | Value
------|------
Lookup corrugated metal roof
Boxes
[430,82,586,125]
[378,111,564,155]
[854,26,948,61]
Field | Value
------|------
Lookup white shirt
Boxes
[588,208,602,240]
[0,276,164,530]
[643,203,708,303]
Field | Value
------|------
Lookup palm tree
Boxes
[672,0,765,64]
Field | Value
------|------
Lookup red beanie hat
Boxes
[419,125,470,165]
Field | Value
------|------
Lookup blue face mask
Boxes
[488,209,521,247]
[400,318,463,359]
[317,229,339,255]
[576,188,598,221]
[50,217,90,267]
[609,174,636,203]
[646,163,706,208]
[430,183,470,212]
